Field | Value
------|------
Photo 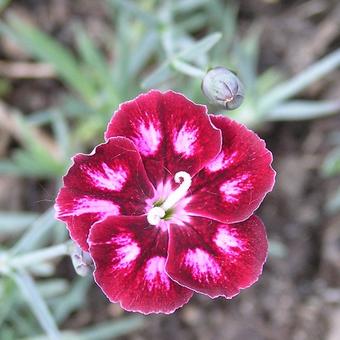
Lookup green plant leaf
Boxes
[22,316,144,340]
[178,32,222,62]
[128,30,159,77]
[53,277,91,323]
[51,111,71,158]
[260,48,340,111]
[74,24,117,97]
[11,270,60,340]
[10,208,57,255]
[109,0,159,27]
[0,0,10,12]
[322,148,340,177]
[256,68,284,95]
[233,25,261,88]
[172,59,205,78]
[0,212,39,236]
[141,62,172,89]
[266,100,340,121]
[172,0,208,13]
[0,17,97,105]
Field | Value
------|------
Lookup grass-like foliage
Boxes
[0,0,339,338]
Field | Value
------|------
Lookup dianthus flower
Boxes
[55,90,275,314]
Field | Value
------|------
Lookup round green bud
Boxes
[201,67,245,110]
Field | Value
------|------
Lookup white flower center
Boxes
[147,171,191,226]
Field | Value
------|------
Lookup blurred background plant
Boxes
[0,0,339,339]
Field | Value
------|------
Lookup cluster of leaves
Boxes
[0,0,339,338]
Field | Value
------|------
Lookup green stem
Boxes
[266,99,340,121]
[9,241,72,270]
[172,59,206,78]
[259,48,340,112]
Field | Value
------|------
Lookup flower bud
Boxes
[70,243,93,276]
[201,67,244,110]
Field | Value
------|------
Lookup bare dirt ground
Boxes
[1,1,340,339]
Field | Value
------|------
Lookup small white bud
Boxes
[202,67,245,110]
[70,243,93,276]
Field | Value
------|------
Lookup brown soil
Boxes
[1,1,340,339]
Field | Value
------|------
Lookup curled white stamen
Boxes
[162,171,192,211]
[147,206,165,225]
[147,171,192,226]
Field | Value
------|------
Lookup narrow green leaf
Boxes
[74,24,116,95]
[178,32,222,62]
[51,111,70,158]
[172,59,206,78]
[0,17,96,105]
[75,316,144,340]
[177,13,208,33]
[26,110,59,126]
[141,62,172,89]
[9,242,70,271]
[128,30,158,77]
[266,100,340,121]
[256,68,284,95]
[53,277,91,323]
[109,0,159,27]
[268,239,287,258]
[0,212,39,235]
[13,115,66,177]
[322,149,340,177]
[260,48,340,111]
[0,160,36,176]
[172,0,208,13]
[0,278,16,326]
[10,208,57,255]
[22,316,144,340]
[38,279,69,299]
[0,0,10,12]
[9,309,38,337]
[233,25,261,88]
[110,11,131,97]
[11,270,60,340]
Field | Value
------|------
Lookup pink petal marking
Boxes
[206,151,238,173]
[113,235,141,269]
[105,90,222,186]
[186,115,275,224]
[144,256,171,291]
[214,227,245,257]
[219,174,253,203]
[55,90,275,312]
[55,137,155,251]
[132,120,162,156]
[166,216,268,298]
[89,216,193,314]
[83,163,128,192]
[184,248,221,280]
[57,196,120,218]
[173,123,198,157]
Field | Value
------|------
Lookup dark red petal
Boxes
[105,90,222,186]
[88,216,193,314]
[166,215,267,298]
[186,115,275,223]
[55,137,154,251]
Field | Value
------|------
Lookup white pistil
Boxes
[162,171,192,211]
[147,171,192,226]
[147,207,165,225]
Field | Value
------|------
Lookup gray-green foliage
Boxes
[0,0,340,338]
